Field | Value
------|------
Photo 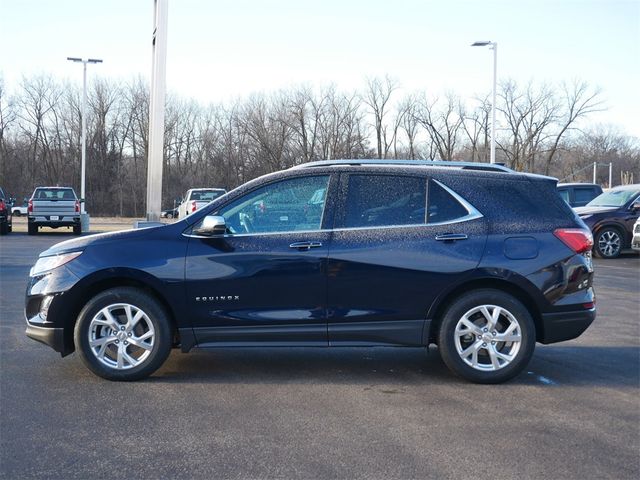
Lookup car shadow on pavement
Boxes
[145,344,640,388]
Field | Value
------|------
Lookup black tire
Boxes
[27,223,37,235]
[74,287,172,381]
[12,210,21,217]
[437,289,536,384]
[594,227,623,259]
[0,222,8,235]
[73,224,82,235]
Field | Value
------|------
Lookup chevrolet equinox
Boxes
[25,160,596,383]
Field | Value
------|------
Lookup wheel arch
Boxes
[426,277,544,345]
[592,221,628,246]
[61,269,181,354]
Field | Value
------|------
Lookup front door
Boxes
[185,174,334,346]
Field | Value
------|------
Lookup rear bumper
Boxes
[29,216,80,228]
[539,308,596,344]
[25,323,72,356]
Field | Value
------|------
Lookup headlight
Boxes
[30,251,82,276]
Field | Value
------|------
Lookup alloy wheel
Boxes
[88,303,155,370]
[598,230,621,257]
[454,304,522,371]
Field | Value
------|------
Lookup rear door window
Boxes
[342,175,427,228]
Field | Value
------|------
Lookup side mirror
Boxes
[193,215,226,236]
[631,200,640,212]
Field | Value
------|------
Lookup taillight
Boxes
[191,201,197,213]
[28,199,33,213]
[75,200,80,212]
[0,199,5,212]
[554,228,593,254]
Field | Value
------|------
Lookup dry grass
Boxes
[9,216,176,234]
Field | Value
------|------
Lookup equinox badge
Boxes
[195,295,240,302]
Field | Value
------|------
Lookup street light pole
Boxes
[471,41,497,164]
[66,57,102,213]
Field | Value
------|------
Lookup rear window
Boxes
[427,180,470,223]
[190,190,225,202]
[33,188,77,200]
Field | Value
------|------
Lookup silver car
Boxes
[632,218,640,252]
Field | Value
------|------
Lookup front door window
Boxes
[218,175,330,234]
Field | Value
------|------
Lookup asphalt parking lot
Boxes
[1,229,639,479]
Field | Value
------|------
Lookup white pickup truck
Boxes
[178,188,226,219]
[28,186,82,235]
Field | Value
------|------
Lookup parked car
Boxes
[28,186,81,235]
[0,187,13,235]
[161,207,178,219]
[178,188,226,219]
[11,199,29,216]
[575,184,640,258]
[557,183,603,208]
[25,160,596,384]
[632,218,640,252]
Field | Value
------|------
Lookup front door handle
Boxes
[289,241,323,250]
[435,233,468,242]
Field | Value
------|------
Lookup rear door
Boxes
[327,174,488,346]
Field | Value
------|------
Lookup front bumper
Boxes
[25,323,72,356]
[539,308,596,344]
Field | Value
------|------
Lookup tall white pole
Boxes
[146,0,168,222]
[490,42,497,164]
[81,62,87,213]
[609,162,613,188]
[593,162,597,184]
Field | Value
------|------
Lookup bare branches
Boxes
[1,74,622,216]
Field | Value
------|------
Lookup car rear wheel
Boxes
[437,289,535,384]
[594,227,622,258]
[73,224,81,235]
[27,223,37,235]
[74,287,172,381]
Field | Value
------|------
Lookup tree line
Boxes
[1,74,638,216]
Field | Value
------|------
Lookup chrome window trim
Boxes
[183,228,331,239]
[183,177,484,238]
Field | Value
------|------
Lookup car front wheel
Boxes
[74,287,172,381]
[438,289,536,384]
[594,227,623,258]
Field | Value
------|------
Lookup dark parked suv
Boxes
[575,184,640,258]
[25,160,596,383]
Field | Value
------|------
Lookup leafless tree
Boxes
[363,76,399,159]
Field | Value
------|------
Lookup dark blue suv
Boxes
[25,160,596,383]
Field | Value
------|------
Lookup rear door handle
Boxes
[435,233,468,242]
[289,241,323,250]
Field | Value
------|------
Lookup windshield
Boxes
[586,189,640,207]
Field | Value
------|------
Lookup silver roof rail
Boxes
[294,159,513,173]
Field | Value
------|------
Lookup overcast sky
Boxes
[1,0,639,136]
